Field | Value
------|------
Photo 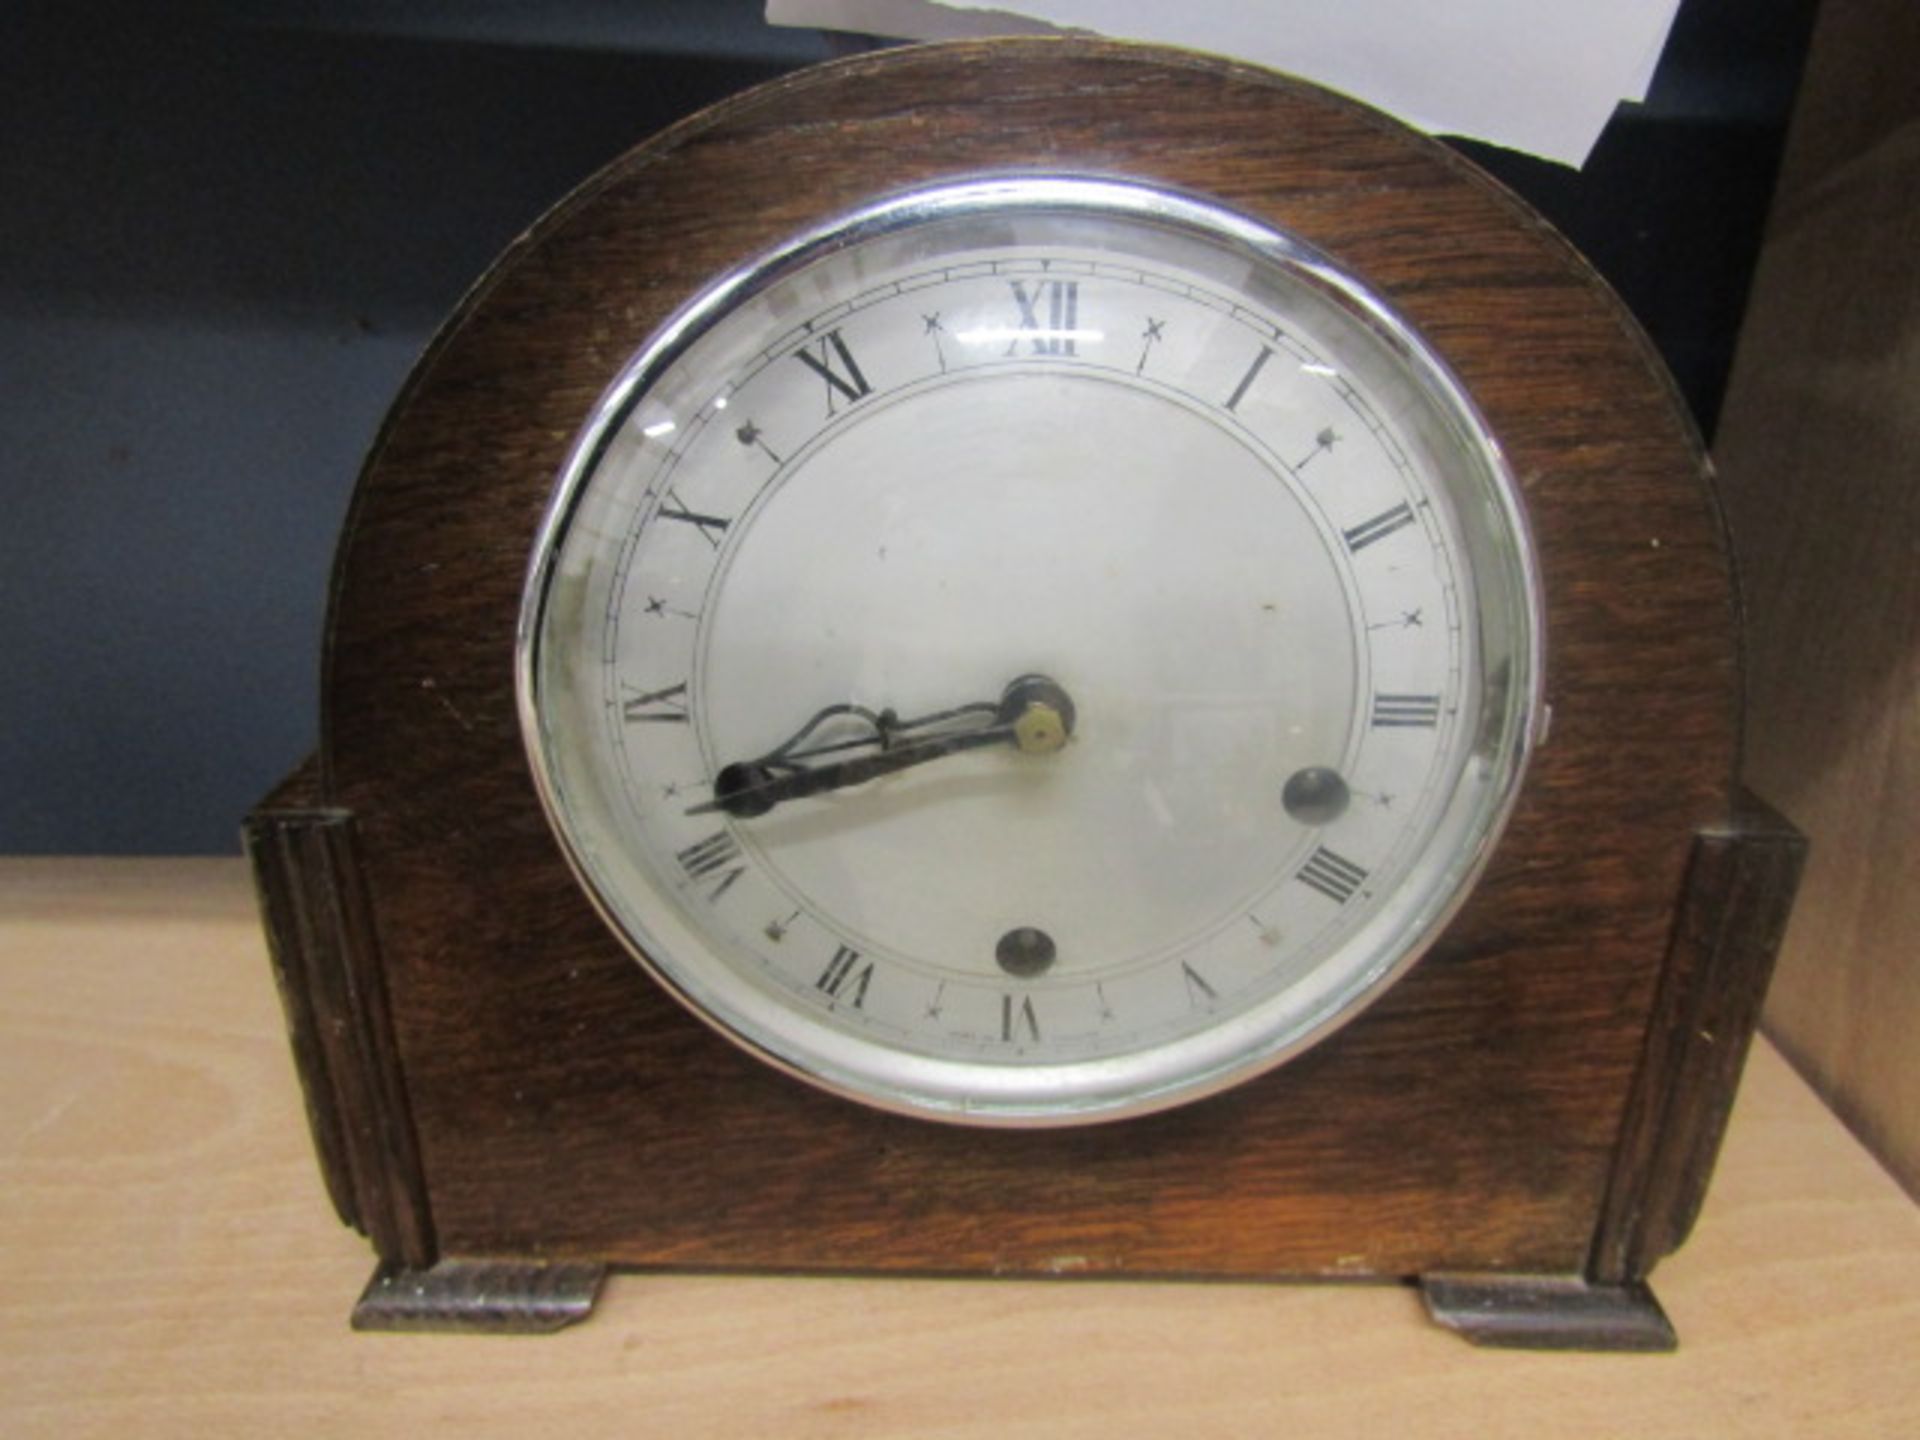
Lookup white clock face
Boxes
[519,177,1540,1124]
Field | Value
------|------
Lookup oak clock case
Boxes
[247,39,1803,1349]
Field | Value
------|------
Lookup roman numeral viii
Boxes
[1372,693,1442,728]
[676,831,744,902]
[793,329,872,414]
[1296,846,1368,904]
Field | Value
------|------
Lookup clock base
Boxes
[1420,1273,1677,1352]
[351,1259,608,1334]
[342,1261,1677,1348]
[247,758,1801,1350]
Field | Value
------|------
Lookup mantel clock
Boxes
[248,38,1803,1349]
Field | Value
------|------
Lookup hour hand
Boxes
[689,674,1074,819]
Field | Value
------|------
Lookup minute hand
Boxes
[689,723,1018,818]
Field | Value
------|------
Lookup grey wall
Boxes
[0,0,1811,853]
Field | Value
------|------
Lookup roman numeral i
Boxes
[1224,344,1274,412]
[1343,502,1417,553]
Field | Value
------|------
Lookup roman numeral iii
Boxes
[1372,693,1442,728]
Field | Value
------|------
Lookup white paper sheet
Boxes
[765,0,1684,167]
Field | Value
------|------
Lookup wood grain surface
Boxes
[316,39,1743,1280]
[3,859,1915,1439]
[1714,0,1920,1198]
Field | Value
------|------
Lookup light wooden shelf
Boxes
[3,858,1915,1438]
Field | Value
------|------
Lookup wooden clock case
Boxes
[246,38,1803,1349]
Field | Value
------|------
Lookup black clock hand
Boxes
[690,674,1074,819]
[751,697,1003,770]
[691,723,1018,817]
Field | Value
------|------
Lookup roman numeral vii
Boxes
[815,945,873,1009]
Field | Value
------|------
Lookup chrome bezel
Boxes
[517,175,1545,1127]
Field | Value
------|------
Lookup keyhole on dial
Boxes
[1283,766,1351,826]
[996,926,1057,978]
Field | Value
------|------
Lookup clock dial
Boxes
[520,177,1541,1123]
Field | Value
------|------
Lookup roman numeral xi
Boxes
[793,330,872,414]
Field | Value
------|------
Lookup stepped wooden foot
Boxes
[351,1258,608,1334]
[1420,1273,1677,1351]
